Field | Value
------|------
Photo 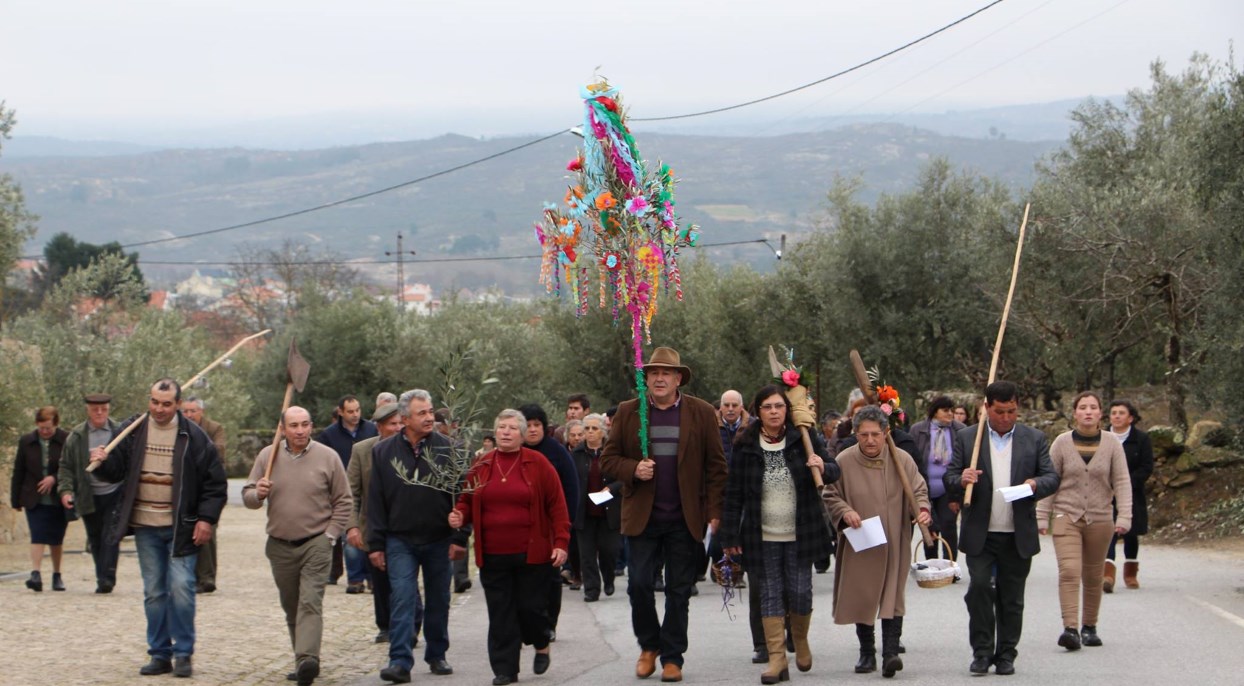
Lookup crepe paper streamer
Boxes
[536,79,702,458]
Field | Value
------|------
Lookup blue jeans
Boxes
[386,537,451,669]
[134,526,199,659]
[345,541,368,584]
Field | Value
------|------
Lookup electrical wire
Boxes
[631,0,1009,122]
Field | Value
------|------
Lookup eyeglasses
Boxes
[758,404,786,411]
[585,426,602,430]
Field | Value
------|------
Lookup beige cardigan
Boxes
[1037,430,1133,532]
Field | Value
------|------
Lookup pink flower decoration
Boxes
[781,370,800,387]
[625,195,650,216]
[880,403,893,415]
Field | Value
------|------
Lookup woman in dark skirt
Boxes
[9,406,71,592]
[1104,399,1154,591]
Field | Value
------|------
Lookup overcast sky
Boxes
[3,0,1239,142]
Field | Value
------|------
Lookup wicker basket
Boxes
[911,534,960,589]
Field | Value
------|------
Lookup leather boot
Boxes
[854,624,876,673]
[880,617,904,678]
[25,570,42,593]
[1123,561,1139,589]
[789,613,812,672]
[1103,560,1116,593]
[760,617,789,684]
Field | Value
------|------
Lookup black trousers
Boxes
[965,532,1032,663]
[577,516,619,598]
[925,493,960,560]
[567,530,581,581]
[627,520,700,667]
[546,562,564,631]
[481,553,551,679]
[82,489,122,587]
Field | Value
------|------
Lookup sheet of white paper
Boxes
[588,491,613,505]
[843,515,887,552]
[998,484,1034,502]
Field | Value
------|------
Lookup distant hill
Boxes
[3,124,1063,294]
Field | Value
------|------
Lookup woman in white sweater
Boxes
[1037,391,1132,651]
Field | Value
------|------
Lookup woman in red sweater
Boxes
[449,409,570,686]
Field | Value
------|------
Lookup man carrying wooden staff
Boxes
[944,381,1059,677]
[88,378,228,678]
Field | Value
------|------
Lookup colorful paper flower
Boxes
[567,157,583,172]
[877,385,900,405]
[625,195,650,216]
[595,191,616,211]
[781,369,800,387]
[601,252,621,271]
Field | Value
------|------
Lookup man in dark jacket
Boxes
[367,389,469,683]
[519,403,579,640]
[91,378,227,679]
[58,393,121,593]
[316,394,378,590]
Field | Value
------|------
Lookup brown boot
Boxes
[1103,560,1116,594]
[789,613,813,672]
[637,650,659,679]
[1123,561,1139,589]
[760,617,790,684]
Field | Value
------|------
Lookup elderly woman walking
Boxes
[11,406,71,592]
[720,385,837,684]
[823,405,930,678]
[449,409,570,686]
[1037,391,1131,650]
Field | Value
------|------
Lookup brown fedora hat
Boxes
[642,347,692,386]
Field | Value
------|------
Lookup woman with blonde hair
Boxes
[1037,391,1132,650]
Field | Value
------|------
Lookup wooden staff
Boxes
[767,347,824,489]
[262,338,311,481]
[87,329,272,472]
[849,349,934,548]
[964,203,1029,508]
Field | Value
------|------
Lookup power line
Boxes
[133,239,775,268]
[631,0,1009,122]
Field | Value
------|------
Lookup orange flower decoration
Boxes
[595,191,616,210]
[876,385,899,404]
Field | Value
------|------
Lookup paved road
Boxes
[3,483,1244,685]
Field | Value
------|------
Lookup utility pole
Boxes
[385,232,417,307]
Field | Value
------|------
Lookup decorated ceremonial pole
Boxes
[536,79,700,453]
[963,203,1029,508]
[87,328,271,472]
[768,347,824,489]
[262,339,311,481]
[849,349,935,548]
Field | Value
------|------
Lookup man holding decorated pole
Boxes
[89,378,227,678]
[944,381,1059,676]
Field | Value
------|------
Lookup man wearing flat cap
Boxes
[58,393,122,593]
[345,400,419,646]
[602,347,728,683]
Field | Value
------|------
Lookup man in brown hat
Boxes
[602,347,728,683]
[58,393,122,593]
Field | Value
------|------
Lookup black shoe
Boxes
[454,579,472,593]
[752,648,768,664]
[897,640,906,654]
[380,664,412,683]
[196,582,216,594]
[1081,625,1102,647]
[604,581,615,596]
[881,654,903,678]
[689,583,699,597]
[296,657,320,685]
[327,577,338,585]
[52,572,66,592]
[994,658,1015,675]
[492,676,516,686]
[286,673,297,681]
[173,656,192,678]
[533,652,550,675]
[855,652,877,673]
[139,658,173,676]
[584,594,600,602]
[969,657,990,675]
[346,582,366,594]
[428,659,453,676]
[569,579,582,591]
[95,583,114,594]
[1058,627,1082,651]
[373,629,390,643]
[25,571,42,593]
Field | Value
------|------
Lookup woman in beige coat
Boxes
[823,406,930,678]
[1037,391,1131,651]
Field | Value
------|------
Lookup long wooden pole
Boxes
[262,382,295,481]
[799,426,825,489]
[86,329,272,472]
[849,350,934,548]
[964,204,1029,507]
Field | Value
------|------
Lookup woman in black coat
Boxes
[9,406,70,592]
[720,385,839,684]
[1105,399,1154,591]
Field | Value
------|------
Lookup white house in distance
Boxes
[397,282,438,315]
